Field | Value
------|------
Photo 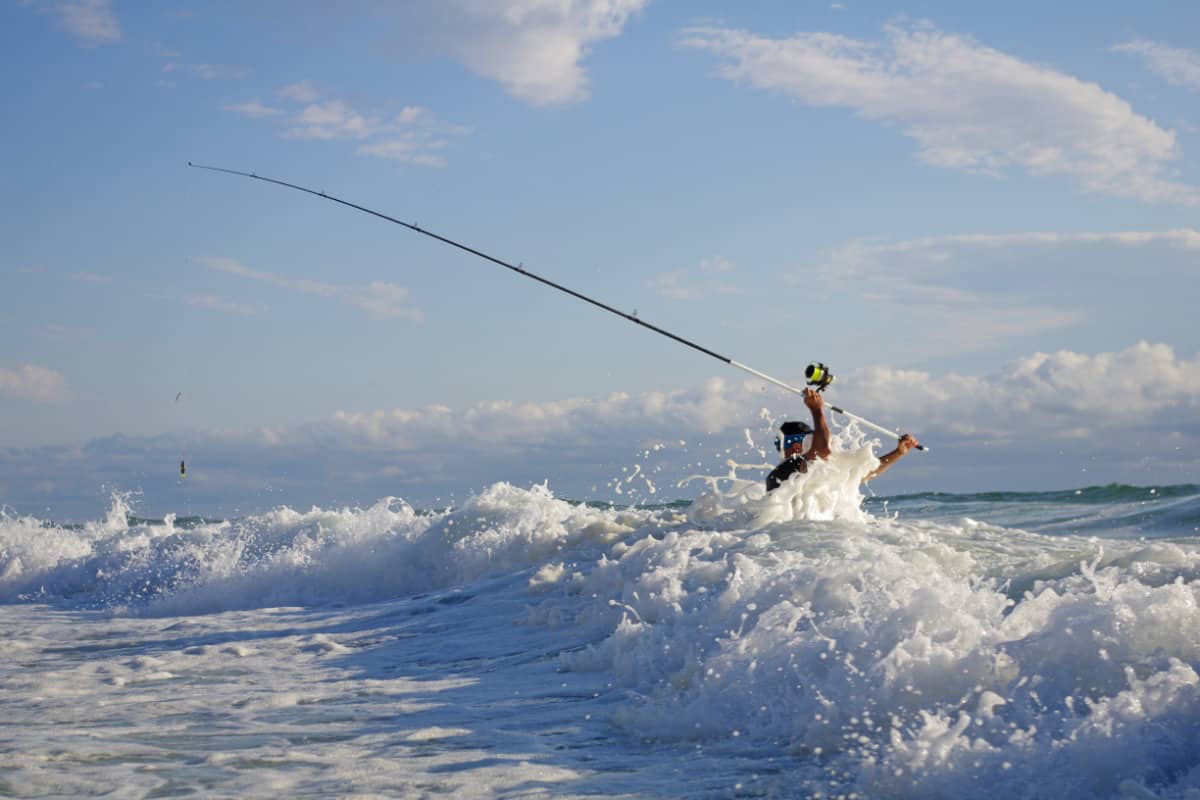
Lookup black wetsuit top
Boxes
[765,454,807,492]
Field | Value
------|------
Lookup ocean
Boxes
[2,450,1200,799]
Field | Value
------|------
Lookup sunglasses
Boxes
[774,432,810,453]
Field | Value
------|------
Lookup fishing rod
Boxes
[188,162,926,451]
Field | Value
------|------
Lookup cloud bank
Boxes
[681,23,1197,205]
[312,342,1200,453]
[3,343,1197,520]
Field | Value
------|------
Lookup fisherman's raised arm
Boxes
[864,434,919,482]
[802,388,832,460]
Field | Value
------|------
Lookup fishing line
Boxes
[188,162,925,450]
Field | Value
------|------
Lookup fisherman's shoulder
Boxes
[766,454,808,491]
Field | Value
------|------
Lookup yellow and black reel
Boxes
[805,362,835,392]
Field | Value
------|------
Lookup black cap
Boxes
[780,420,813,436]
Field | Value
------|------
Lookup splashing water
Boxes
[3,458,1200,797]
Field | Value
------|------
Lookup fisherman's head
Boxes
[775,420,814,458]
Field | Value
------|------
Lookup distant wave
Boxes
[866,483,1200,539]
[879,483,1200,505]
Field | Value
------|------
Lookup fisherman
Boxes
[766,387,919,492]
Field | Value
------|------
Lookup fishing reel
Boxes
[805,362,835,392]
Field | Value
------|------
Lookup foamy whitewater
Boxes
[3,444,1200,798]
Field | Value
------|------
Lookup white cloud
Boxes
[284,101,376,140]
[848,342,1200,439]
[681,23,1198,205]
[700,256,734,273]
[162,62,249,80]
[848,229,1200,253]
[67,271,109,283]
[279,81,321,103]
[0,365,68,403]
[186,295,258,316]
[147,41,182,58]
[1115,40,1200,92]
[196,257,423,321]
[812,228,1200,283]
[343,282,424,321]
[653,256,744,300]
[798,228,1200,354]
[810,229,1200,285]
[358,138,448,167]
[395,106,428,124]
[230,87,463,167]
[382,0,648,106]
[224,100,283,119]
[56,0,119,44]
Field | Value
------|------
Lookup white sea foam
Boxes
[2,460,1200,797]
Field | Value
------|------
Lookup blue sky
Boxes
[2,1,1199,519]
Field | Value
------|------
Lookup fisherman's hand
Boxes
[803,387,824,412]
[896,434,918,456]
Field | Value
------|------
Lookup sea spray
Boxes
[4,474,1200,797]
[531,482,1200,797]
